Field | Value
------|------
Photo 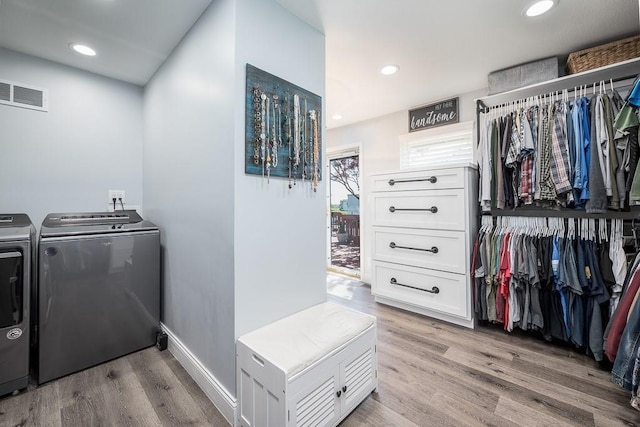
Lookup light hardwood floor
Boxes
[328,274,640,426]
[0,345,229,426]
[2,274,639,426]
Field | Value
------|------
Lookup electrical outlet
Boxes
[108,190,126,204]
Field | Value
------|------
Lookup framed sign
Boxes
[408,97,459,132]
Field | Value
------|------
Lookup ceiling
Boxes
[0,0,638,129]
[0,0,212,85]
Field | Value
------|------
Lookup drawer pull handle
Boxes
[252,354,265,367]
[388,206,438,213]
[342,385,347,393]
[388,176,437,186]
[389,242,439,253]
[390,277,440,294]
[337,390,342,397]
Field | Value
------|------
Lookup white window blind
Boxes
[399,123,473,169]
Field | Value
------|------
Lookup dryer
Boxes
[37,211,160,384]
[0,214,34,396]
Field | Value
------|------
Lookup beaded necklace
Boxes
[311,110,320,192]
[260,93,267,177]
[252,87,261,165]
[293,94,300,185]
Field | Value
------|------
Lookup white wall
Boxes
[233,0,327,338]
[326,89,485,283]
[0,48,143,227]
[143,0,237,395]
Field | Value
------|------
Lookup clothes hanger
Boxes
[567,217,574,240]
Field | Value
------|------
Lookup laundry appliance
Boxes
[37,211,160,384]
[0,214,34,396]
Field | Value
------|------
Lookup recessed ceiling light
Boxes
[332,114,343,120]
[380,64,399,76]
[524,0,556,17]
[70,43,96,56]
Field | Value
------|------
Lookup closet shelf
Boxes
[476,57,640,110]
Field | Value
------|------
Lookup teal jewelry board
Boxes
[245,64,322,190]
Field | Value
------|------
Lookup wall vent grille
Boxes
[0,79,48,112]
[0,82,10,102]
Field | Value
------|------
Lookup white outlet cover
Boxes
[108,190,126,204]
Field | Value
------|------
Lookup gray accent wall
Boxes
[233,0,327,339]
[143,0,325,396]
[0,48,144,227]
[143,0,237,395]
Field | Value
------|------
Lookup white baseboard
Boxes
[161,323,236,425]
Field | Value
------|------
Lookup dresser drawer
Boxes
[372,190,465,231]
[372,262,468,319]
[372,227,466,274]
[371,168,464,192]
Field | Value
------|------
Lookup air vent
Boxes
[0,79,48,112]
[0,82,9,102]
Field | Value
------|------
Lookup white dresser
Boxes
[369,164,477,328]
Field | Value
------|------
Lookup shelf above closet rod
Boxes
[476,57,640,109]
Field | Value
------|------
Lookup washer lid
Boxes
[0,213,33,242]
[40,211,157,238]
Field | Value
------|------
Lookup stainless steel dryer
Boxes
[0,214,34,396]
[37,211,160,384]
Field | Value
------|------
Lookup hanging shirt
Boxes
[502,114,516,209]
[495,118,506,209]
[602,95,620,210]
[579,97,592,202]
[587,95,608,213]
[538,106,557,201]
[629,128,640,204]
[609,220,627,314]
[520,110,536,204]
[478,118,493,211]
[549,102,573,195]
[594,96,612,197]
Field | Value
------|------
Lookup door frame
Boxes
[326,142,363,278]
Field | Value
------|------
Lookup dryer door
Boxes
[0,251,22,328]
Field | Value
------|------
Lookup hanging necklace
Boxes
[260,93,267,178]
[302,99,307,182]
[311,110,320,192]
[293,94,300,185]
[284,91,293,188]
[274,97,281,169]
[266,96,272,181]
[253,87,261,165]
[271,95,280,168]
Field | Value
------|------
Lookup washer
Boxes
[0,214,34,396]
[37,211,160,384]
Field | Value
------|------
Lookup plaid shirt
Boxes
[505,112,521,167]
[549,102,573,194]
[519,109,535,204]
[538,106,557,201]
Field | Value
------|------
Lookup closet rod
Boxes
[486,208,640,220]
[476,75,636,115]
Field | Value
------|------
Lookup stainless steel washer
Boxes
[0,214,34,396]
[37,211,160,384]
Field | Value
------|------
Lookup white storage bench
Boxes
[236,302,377,427]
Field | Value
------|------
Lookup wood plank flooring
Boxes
[0,346,229,426]
[2,273,639,426]
[328,273,640,427]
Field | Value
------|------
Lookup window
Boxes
[399,121,474,169]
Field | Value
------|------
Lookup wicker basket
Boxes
[566,35,640,74]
